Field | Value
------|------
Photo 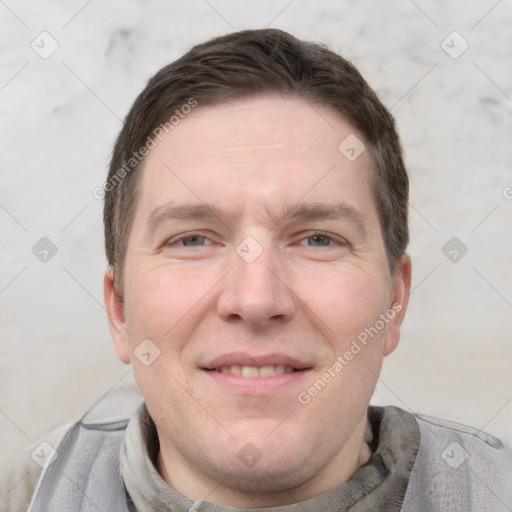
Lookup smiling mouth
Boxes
[205,364,307,378]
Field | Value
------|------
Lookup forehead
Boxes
[134,95,376,225]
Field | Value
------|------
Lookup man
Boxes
[3,28,512,511]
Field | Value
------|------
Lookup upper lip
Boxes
[202,352,313,371]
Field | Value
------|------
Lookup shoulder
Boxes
[0,422,73,512]
[402,411,512,511]
[1,384,142,512]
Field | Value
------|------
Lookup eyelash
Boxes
[296,231,346,247]
[165,232,214,247]
[164,231,347,249]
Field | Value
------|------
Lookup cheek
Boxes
[122,264,220,361]
[125,266,188,333]
[295,271,388,425]
[121,267,202,418]
[301,268,391,411]
[296,265,390,345]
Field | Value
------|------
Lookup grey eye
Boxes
[181,235,207,246]
[307,234,331,246]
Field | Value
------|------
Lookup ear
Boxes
[383,254,411,357]
[104,267,131,364]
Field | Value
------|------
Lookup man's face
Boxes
[105,95,410,503]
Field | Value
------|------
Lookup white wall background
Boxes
[1,0,511,459]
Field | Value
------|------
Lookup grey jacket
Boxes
[23,387,512,512]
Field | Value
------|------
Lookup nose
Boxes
[216,243,297,328]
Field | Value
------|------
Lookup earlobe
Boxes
[104,267,131,364]
[383,254,411,357]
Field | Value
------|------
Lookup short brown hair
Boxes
[104,28,408,297]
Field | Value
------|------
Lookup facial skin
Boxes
[105,95,411,506]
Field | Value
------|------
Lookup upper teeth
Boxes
[219,365,295,377]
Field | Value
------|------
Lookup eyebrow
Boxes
[145,202,228,238]
[145,200,366,238]
[278,202,366,233]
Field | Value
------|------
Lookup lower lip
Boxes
[202,369,311,395]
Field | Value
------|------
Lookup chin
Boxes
[212,455,318,500]
[206,433,323,495]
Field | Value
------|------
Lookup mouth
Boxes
[200,355,313,394]
[206,364,299,378]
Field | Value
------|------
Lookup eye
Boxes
[296,232,345,247]
[178,235,208,247]
[305,234,332,247]
[165,232,214,248]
